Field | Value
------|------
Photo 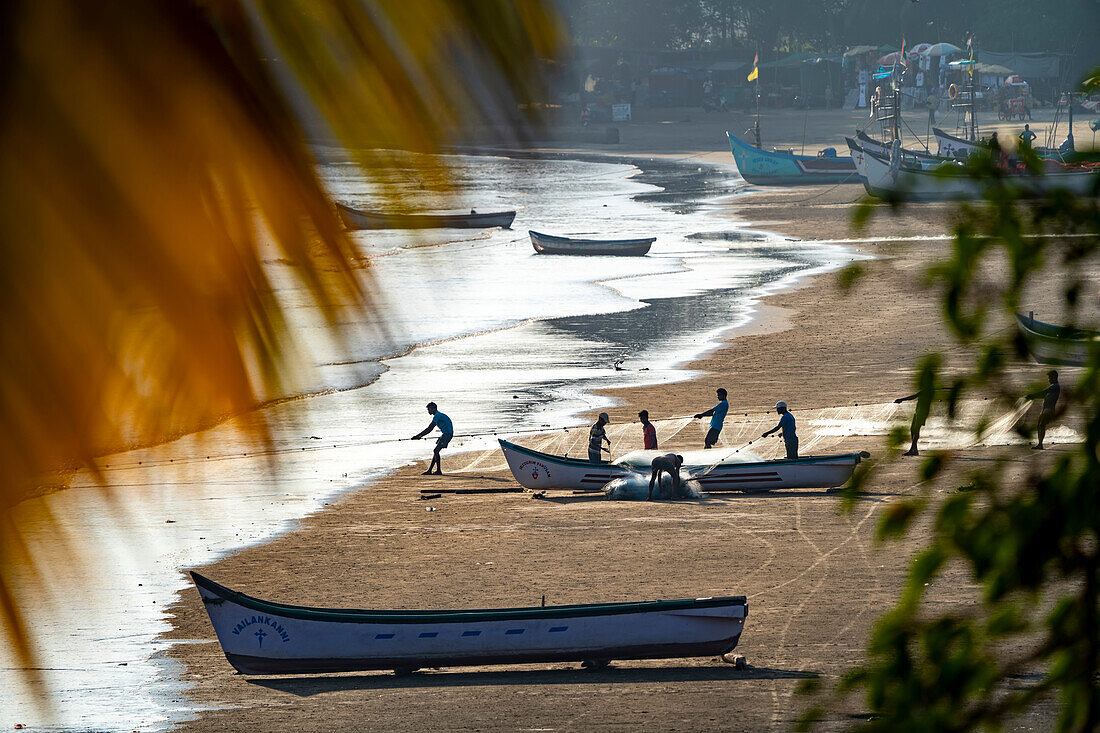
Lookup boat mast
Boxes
[754,44,761,148]
[968,35,978,141]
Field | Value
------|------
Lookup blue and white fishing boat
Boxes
[726,131,857,185]
[191,572,748,675]
[499,439,867,492]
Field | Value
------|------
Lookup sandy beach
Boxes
[147,106,1094,730]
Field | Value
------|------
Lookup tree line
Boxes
[560,0,1099,58]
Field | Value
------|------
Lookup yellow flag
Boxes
[747,66,758,82]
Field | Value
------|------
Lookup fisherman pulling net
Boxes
[445,397,1080,480]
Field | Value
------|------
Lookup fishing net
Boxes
[446,398,1082,475]
[604,473,703,501]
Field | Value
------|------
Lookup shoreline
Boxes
[162,170,1072,729]
[16,106,1081,730]
[158,162,949,731]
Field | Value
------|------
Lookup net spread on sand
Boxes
[447,399,1081,474]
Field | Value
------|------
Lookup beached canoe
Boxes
[726,131,857,185]
[859,147,1097,200]
[1016,311,1100,366]
[529,230,655,256]
[499,439,867,492]
[337,202,516,230]
[190,571,747,675]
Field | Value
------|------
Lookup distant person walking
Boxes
[648,453,684,500]
[926,90,938,126]
[589,412,611,463]
[1028,370,1061,449]
[1019,124,1037,148]
[695,388,729,448]
[412,402,453,475]
[639,410,658,450]
[762,401,798,458]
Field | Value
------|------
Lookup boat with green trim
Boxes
[499,439,867,492]
[191,572,747,675]
[1016,311,1100,366]
[726,131,857,185]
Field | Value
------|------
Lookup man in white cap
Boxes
[589,412,611,463]
[762,401,798,459]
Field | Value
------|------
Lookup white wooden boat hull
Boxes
[860,148,1097,201]
[191,573,747,675]
[1016,313,1099,366]
[499,439,865,492]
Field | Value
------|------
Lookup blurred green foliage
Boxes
[804,70,1100,731]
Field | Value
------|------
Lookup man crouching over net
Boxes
[648,453,685,500]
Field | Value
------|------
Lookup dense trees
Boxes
[560,0,1100,60]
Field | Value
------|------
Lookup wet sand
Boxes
[162,108,1082,730]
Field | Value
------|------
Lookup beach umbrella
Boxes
[908,42,931,58]
[877,51,903,65]
[921,42,961,57]
[1005,74,1027,86]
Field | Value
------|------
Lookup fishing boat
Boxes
[499,439,867,492]
[529,230,655,256]
[853,131,943,169]
[1016,311,1100,366]
[190,571,748,675]
[847,138,939,182]
[726,132,857,185]
[932,126,983,159]
[859,147,1096,200]
[337,202,516,230]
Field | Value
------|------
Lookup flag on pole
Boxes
[747,53,758,82]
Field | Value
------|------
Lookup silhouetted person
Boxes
[1028,370,1061,449]
[412,402,453,475]
[639,410,658,450]
[589,412,611,463]
[695,388,729,448]
[1019,124,1037,148]
[648,453,684,500]
[762,401,798,458]
[895,375,944,456]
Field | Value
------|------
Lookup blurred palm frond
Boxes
[0,0,565,691]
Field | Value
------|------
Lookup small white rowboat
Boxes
[191,572,747,675]
[499,439,867,492]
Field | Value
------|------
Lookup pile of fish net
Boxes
[446,398,1081,476]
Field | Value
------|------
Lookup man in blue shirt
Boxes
[413,402,453,475]
[695,388,729,448]
[762,401,798,459]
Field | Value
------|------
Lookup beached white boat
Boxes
[1017,311,1100,366]
[859,147,1097,200]
[529,230,655,256]
[499,439,866,492]
[191,572,747,675]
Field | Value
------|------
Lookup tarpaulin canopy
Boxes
[980,51,1062,78]
[843,44,896,57]
[708,60,748,72]
[760,53,840,69]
